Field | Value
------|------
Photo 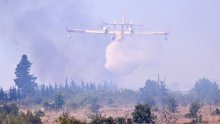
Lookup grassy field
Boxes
[39,105,220,124]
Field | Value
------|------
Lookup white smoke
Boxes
[105,39,158,75]
[0,0,110,88]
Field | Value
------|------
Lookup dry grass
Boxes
[155,105,220,124]
[39,105,220,124]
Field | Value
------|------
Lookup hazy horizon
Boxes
[0,0,220,90]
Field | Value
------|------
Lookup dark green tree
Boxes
[191,78,220,103]
[14,54,37,98]
[186,102,201,118]
[8,87,17,101]
[0,88,6,102]
[167,97,178,112]
[132,104,156,123]
[53,94,65,110]
[139,79,169,105]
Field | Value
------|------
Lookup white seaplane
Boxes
[66,16,169,41]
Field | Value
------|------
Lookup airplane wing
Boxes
[66,28,115,34]
[103,23,143,27]
[132,31,169,35]
[124,23,143,27]
[124,31,169,40]
[66,28,105,34]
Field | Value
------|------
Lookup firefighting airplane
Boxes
[66,16,169,41]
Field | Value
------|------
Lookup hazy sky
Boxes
[0,0,220,89]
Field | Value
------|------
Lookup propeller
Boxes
[67,34,71,38]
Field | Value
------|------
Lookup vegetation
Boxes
[54,94,65,110]
[56,113,130,124]
[0,103,42,124]
[190,78,220,103]
[43,93,65,111]
[139,79,169,106]
[167,96,178,112]
[132,103,156,123]
[186,102,201,118]
[213,108,220,115]
[159,107,177,124]
[1,54,220,123]
[14,54,37,98]
[90,114,114,124]
[185,102,204,123]
[57,112,86,124]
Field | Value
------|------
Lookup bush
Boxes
[90,114,114,124]
[57,112,86,124]
[43,94,65,111]
[54,94,65,110]
[115,117,125,124]
[0,103,19,115]
[213,108,220,115]
[132,103,156,123]
[167,97,178,112]
[89,103,100,113]
[43,101,53,111]
[126,118,132,124]
[25,111,42,124]
[0,104,42,124]
[185,102,201,118]
[34,109,45,117]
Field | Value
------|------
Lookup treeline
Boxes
[1,54,220,112]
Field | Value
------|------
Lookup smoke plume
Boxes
[105,38,161,76]
[0,0,108,87]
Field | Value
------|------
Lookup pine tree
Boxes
[53,94,65,110]
[14,54,37,98]
[167,97,178,112]
[8,87,17,101]
[0,88,6,102]
[65,77,68,89]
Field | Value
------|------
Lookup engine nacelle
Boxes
[128,27,134,34]
[111,34,115,40]
[103,27,109,33]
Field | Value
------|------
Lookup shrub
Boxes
[132,103,156,123]
[90,114,114,124]
[25,111,42,124]
[126,118,132,124]
[167,97,178,112]
[213,108,220,115]
[1,103,19,115]
[43,94,65,111]
[89,103,100,113]
[34,110,45,117]
[57,112,86,124]
[0,104,42,124]
[115,117,125,124]
[43,101,53,111]
[54,94,65,110]
[185,102,201,118]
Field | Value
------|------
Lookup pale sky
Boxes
[0,0,220,89]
